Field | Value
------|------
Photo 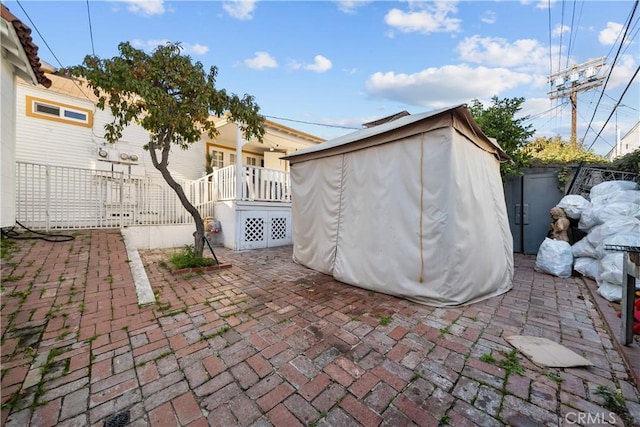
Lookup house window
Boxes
[26,96,92,128]
[35,104,60,116]
[246,156,257,166]
[230,154,236,165]
[210,150,224,169]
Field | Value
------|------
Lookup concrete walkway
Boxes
[1,229,638,426]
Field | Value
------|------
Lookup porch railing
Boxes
[14,162,290,231]
[212,165,290,202]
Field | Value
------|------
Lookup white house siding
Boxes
[619,124,639,157]
[16,80,206,182]
[1,59,17,227]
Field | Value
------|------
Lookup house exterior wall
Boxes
[619,124,639,156]
[608,123,640,160]
[15,80,207,182]
[1,58,17,227]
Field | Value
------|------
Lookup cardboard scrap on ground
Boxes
[506,335,594,368]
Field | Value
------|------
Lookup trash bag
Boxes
[597,253,624,286]
[586,217,640,248]
[589,180,638,200]
[535,238,573,278]
[597,281,622,302]
[557,195,590,220]
[590,190,640,207]
[595,232,640,259]
[579,202,640,230]
[573,257,598,279]
[572,237,597,259]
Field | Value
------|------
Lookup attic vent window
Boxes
[26,95,93,128]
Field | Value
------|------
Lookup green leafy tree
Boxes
[469,96,535,176]
[521,135,608,164]
[610,148,640,176]
[72,42,265,256]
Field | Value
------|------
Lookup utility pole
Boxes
[548,57,606,144]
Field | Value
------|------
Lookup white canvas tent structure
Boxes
[282,104,514,307]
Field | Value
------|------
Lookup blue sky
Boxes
[7,0,639,155]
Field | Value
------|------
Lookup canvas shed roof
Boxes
[282,104,509,163]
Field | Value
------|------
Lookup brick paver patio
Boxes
[1,229,639,426]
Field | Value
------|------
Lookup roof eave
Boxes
[1,4,52,88]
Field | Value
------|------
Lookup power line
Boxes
[15,0,64,68]
[565,0,578,69]
[15,0,106,140]
[547,0,553,79]
[523,101,568,122]
[602,93,639,112]
[86,0,95,57]
[557,0,566,73]
[265,116,359,130]
[619,16,640,57]
[586,63,640,150]
[581,0,639,145]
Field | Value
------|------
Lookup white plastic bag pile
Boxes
[557,180,640,302]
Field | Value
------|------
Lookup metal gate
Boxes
[504,171,565,254]
[238,210,292,250]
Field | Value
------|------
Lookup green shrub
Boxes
[168,245,217,270]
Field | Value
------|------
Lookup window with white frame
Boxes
[209,150,224,169]
[246,156,257,166]
[229,153,236,165]
[26,96,92,127]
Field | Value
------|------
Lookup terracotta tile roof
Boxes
[1,4,51,88]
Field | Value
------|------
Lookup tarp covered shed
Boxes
[282,104,514,307]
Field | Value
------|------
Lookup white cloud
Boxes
[223,0,257,20]
[457,35,550,72]
[599,22,624,45]
[288,60,302,71]
[304,55,333,73]
[384,1,461,34]
[130,39,209,55]
[335,1,371,14]
[534,0,558,10]
[242,52,277,70]
[480,10,496,24]
[182,43,209,55]
[605,54,637,89]
[121,0,165,16]
[552,24,570,38]
[365,65,532,108]
[131,38,168,50]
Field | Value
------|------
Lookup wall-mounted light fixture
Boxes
[120,152,129,160]
[98,148,108,158]
[129,154,139,162]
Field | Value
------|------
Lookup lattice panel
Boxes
[271,217,287,240]
[244,217,265,242]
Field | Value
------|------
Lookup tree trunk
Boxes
[158,165,206,257]
[149,139,206,257]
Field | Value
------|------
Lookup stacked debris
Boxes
[556,180,640,301]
